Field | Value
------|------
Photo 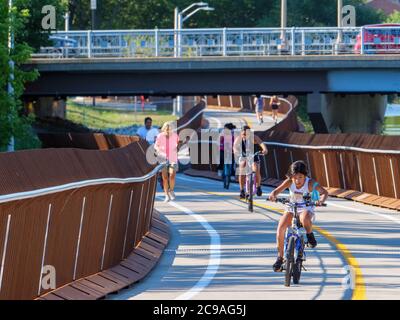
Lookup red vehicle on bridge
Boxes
[354,23,400,54]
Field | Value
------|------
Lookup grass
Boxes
[384,116,400,135]
[66,102,178,130]
[296,96,314,134]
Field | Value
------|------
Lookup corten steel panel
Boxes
[206,96,218,106]
[73,186,116,279]
[100,185,134,271]
[144,178,155,233]
[374,155,396,198]
[0,199,49,300]
[217,96,231,108]
[139,181,152,241]
[291,149,308,165]
[391,156,400,199]
[264,147,280,180]
[325,151,342,189]
[231,96,242,108]
[39,190,88,296]
[133,183,147,248]
[241,96,252,109]
[274,148,292,180]
[358,153,379,195]
[308,151,328,188]
[341,152,361,191]
[125,184,146,255]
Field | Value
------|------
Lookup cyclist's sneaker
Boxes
[256,186,262,197]
[164,194,171,203]
[307,232,317,248]
[240,190,246,199]
[273,257,284,272]
[169,191,176,201]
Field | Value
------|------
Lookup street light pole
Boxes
[173,3,214,117]
[338,0,343,28]
[7,0,15,152]
[91,0,97,107]
[91,0,96,30]
[280,0,287,49]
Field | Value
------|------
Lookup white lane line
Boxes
[327,201,400,225]
[166,200,221,300]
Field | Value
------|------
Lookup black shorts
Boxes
[272,104,279,110]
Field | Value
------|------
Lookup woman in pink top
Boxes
[154,121,187,202]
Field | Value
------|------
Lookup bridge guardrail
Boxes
[0,139,162,300]
[31,26,400,59]
[259,131,400,207]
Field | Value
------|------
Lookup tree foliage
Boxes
[386,10,400,23]
[0,1,40,150]
[65,0,386,30]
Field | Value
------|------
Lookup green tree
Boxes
[386,10,400,23]
[258,0,386,27]
[0,2,40,151]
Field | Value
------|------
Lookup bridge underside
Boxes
[22,70,400,97]
[23,57,400,97]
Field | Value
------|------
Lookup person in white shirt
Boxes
[137,117,159,144]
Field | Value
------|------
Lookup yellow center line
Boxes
[176,186,366,300]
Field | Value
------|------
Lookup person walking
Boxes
[270,95,281,124]
[253,95,265,125]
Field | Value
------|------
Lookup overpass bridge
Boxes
[24,26,400,97]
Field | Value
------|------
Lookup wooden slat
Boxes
[139,241,163,256]
[51,285,98,300]
[109,266,142,283]
[143,236,166,250]
[39,293,65,300]
[84,274,124,292]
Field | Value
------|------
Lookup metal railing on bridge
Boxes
[32,26,400,59]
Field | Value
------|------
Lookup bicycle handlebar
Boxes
[275,197,327,207]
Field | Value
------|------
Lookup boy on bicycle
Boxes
[268,160,328,272]
[233,126,268,199]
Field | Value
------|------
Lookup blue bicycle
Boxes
[276,195,326,287]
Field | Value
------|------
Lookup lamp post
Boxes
[91,0,96,106]
[173,2,214,116]
[91,0,96,30]
[7,0,15,152]
[280,0,287,49]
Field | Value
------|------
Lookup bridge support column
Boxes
[31,97,67,119]
[307,93,387,134]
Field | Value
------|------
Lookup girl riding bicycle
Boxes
[268,160,328,272]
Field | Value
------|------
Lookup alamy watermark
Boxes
[41,5,56,30]
[342,5,356,27]
[40,265,56,292]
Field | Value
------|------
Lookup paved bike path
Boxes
[112,175,354,300]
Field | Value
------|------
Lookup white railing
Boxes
[0,164,164,204]
[31,26,400,59]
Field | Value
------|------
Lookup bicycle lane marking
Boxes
[166,200,221,300]
[176,175,364,300]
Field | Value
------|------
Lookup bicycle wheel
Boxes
[293,237,304,285]
[248,173,254,212]
[285,236,295,287]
